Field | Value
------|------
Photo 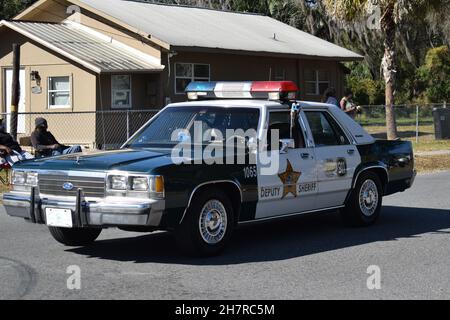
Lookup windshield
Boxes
[125,106,260,148]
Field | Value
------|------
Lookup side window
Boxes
[305,111,349,147]
[175,63,210,94]
[48,76,71,109]
[111,75,131,109]
[267,111,305,150]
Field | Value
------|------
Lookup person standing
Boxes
[322,87,339,108]
[340,89,359,118]
[31,118,82,157]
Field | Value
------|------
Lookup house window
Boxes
[112,75,132,108]
[305,69,330,96]
[175,63,210,94]
[272,67,286,81]
[48,76,71,109]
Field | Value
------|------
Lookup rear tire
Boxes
[341,171,383,227]
[48,227,102,246]
[175,188,234,257]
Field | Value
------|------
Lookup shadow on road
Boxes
[67,206,450,265]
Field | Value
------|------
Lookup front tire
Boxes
[175,188,234,257]
[48,227,102,246]
[341,171,383,227]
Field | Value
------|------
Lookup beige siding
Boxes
[0,28,97,145]
[16,0,161,61]
[77,13,161,60]
[16,0,70,23]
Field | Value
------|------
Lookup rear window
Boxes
[305,111,350,147]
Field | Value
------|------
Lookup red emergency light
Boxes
[251,81,299,100]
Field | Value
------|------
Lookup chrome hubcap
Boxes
[199,200,227,244]
[359,179,379,217]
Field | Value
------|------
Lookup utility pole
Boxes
[10,43,21,140]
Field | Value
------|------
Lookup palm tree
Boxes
[324,0,447,140]
[323,0,399,139]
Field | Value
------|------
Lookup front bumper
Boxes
[2,187,165,227]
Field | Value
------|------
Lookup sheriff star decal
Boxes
[278,159,301,199]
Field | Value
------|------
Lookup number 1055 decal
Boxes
[243,166,257,179]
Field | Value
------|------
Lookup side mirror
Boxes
[279,139,295,154]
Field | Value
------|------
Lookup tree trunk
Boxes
[380,2,398,140]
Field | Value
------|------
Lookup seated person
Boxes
[31,118,82,157]
[0,119,34,166]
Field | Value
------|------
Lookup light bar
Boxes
[185,81,299,101]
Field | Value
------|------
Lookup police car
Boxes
[3,81,416,256]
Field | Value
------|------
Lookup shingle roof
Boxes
[77,0,362,60]
[0,20,164,73]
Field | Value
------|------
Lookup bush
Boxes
[417,46,450,103]
[345,63,385,105]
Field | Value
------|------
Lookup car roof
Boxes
[167,99,334,110]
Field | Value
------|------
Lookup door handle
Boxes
[301,153,310,159]
[347,149,355,155]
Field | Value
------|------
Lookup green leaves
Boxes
[417,46,450,103]
[0,0,35,20]
[323,0,369,22]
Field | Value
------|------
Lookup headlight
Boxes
[11,171,38,191]
[109,175,128,190]
[106,174,164,199]
[11,171,26,185]
[26,172,39,187]
[131,177,149,191]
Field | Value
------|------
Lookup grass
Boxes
[362,121,450,152]
[415,154,450,173]
[0,170,10,194]
[412,140,450,152]
[361,120,450,172]
[359,116,434,127]
[363,123,435,140]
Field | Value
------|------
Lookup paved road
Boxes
[1,172,449,300]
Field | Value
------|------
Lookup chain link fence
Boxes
[356,103,446,142]
[0,109,159,151]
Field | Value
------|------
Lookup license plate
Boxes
[45,208,73,228]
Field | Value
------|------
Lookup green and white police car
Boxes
[3,81,416,256]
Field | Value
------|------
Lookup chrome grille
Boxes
[38,174,106,198]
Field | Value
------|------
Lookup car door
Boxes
[255,109,318,219]
[303,110,361,208]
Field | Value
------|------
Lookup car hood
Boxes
[13,149,174,173]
